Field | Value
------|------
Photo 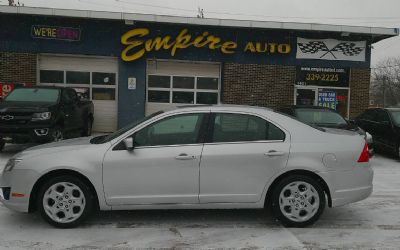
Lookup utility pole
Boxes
[382,76,386,108]
[197,7,204,18]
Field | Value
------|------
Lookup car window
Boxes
[61,90,72,103]
[375,110,391,123]
[134,113,205,146]
[211,113,285,143]
[360,109,377,121]
[67,89,78,102]
[295,109,347,126]
[389,111,400,126]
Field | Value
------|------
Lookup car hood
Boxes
[14,137,98,160]
[0,101,57,113]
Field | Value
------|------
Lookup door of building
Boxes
[295,87,317,106]
[38,55,118,132]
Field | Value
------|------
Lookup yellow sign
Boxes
[121,28,291,62]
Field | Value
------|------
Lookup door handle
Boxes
[264,150,285,157]
[175,153,196,160]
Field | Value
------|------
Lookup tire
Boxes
[82,118,93,137]
[271,175,326,227]
[51,126,64,142]
[37,175,95,228]
[0,139,5,151]
[395,142,400,159]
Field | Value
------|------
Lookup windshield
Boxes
[91,111,164,144]
[295,109,347,127]
[390,110,400,126]
[5,88,60,103]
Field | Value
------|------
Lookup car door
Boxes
[102,112,208,205]
[60,90,76,130]
[375,109,395,150]
[199,112,290,203]
[356,109,377,136]
[66,89,84,129]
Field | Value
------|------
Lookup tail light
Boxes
[357,142,369,163]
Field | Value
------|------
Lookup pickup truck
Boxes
[0,87,94,151]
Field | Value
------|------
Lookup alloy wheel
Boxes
[278,181,320,222]
[42,182,86,224]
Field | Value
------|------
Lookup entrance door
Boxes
[295,88,317,106]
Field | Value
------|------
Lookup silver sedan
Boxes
[0,105,373,228]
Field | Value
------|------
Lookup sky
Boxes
[1,0,399,66]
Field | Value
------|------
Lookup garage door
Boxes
[38,55,118,132]
[146,60,221,116]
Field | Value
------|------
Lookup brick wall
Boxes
[222,63,295,109]
[0,52,37,84]
[349,68,370,118]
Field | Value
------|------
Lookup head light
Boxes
[32,112,51,121]
[3,159,22,172]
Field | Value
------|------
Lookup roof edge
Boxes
[0,5,398,38]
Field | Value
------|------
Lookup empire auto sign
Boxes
[120,28,292,62]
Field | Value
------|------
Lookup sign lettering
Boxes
[121,28,291,62]
[32,25,81,41]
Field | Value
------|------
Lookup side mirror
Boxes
[123,137,134,151]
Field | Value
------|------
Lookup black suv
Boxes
[355,108,400,158]
[0,87,94,151]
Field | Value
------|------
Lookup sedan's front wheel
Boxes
[271,175,325,227]
[37,176,94,228]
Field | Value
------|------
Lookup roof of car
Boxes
[178,104,273,111]
[279,105,336,111]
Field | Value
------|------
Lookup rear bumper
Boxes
[320,163,374,207]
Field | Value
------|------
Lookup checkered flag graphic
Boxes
[297,41,329,54]
[331,42,364,56]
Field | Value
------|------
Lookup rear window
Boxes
[5,88,60,103]
[295,109,347,126]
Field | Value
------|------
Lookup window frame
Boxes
[39,69,117,101]
[205,112,287,144]
[146,73,220,105]
[125,112,211,149]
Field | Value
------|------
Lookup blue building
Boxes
[0,6,398,132]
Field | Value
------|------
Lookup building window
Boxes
[40,70,64,83]
[147,74,219,104]
[39,70,117,101]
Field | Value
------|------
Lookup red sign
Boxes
[0,83,15,98]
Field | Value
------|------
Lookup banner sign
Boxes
[296,38,366,62]
[318,91,337,110]
[296,66,349,87]
[31,25,81,41]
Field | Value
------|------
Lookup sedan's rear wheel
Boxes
[271,175,325,227]
[0,139,5,151]
[37,176,94,228]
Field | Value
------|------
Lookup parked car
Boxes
[0,87,94,151]
[0,105,372,228]
[277,106,374,156]
[354,108,400,158]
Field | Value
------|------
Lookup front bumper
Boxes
[0,124,55,143]
[0,169,39,213]
[320,163,374,207]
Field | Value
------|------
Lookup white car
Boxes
[0,105,373,228]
